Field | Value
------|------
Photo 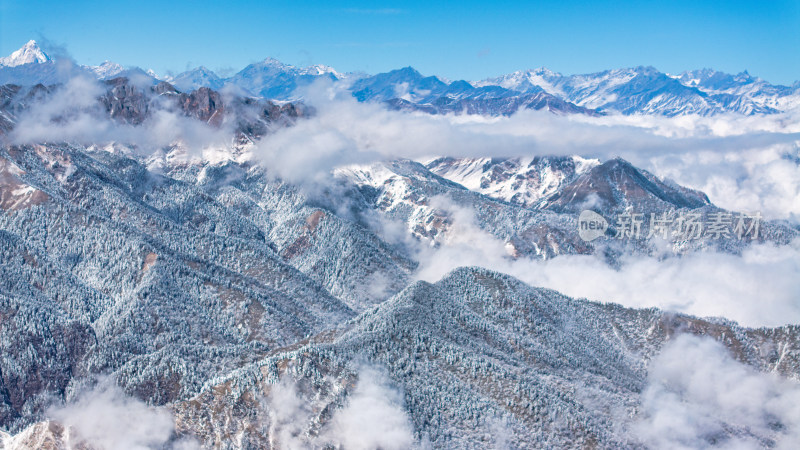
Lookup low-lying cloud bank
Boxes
[6,76,799,325]
[635,334,800,449]
[412,197,800,328]
[7,76,800,221]
[253,81,800,221]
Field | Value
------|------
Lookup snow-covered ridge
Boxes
[425,155,600,208]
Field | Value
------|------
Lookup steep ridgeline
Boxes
[338,157,797,260]
[157,64,800,116]
[5,268,797,448]
[162,268,798,448]
[0,142,415,433]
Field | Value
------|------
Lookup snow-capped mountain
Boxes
[164,266,800,448]
[5,262,800,448]
[167,65,224,92]
[0,41,154,87]
[0,127,800,448]
[475,67,565,95]
[225,57,341,99]
[478,65,799,115]
[337,157,795,262]
[87,60,125,79]
[2,40,798,116]
[349,66,599,115]
[0,40,50,67]
[675,68,800,112]
[1,109,798,447]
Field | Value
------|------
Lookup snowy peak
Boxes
[226,57,344,99]
[88,60,125,79]
[302,63,340,77]
[0,40,51,67]
[471,65,795,116]
[260,56,291,68]
[169,65,224,91]
[0,39,797,116]
[677,68,756,89]
[475,67,565,96]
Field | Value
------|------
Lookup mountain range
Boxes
[2,40,799,117]
[1,40,800,449]
[1,134,798,448]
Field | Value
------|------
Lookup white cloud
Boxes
[7,75,800,221]
[326,365,415,450]
[7,75,236,160]
[635,334,800,449]
[646,145,800,222]
[266,374,312,450]
[250,80,800,221]
[46,379,194,450]
[266,363,416,450]
[412,197,800,327]
[516,239,800,328]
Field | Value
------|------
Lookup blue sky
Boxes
[1,0,798,84]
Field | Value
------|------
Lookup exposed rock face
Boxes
[541,157,710,215]
[100,78,151,125]
[178,87,224,125]
[1,78,309,142]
